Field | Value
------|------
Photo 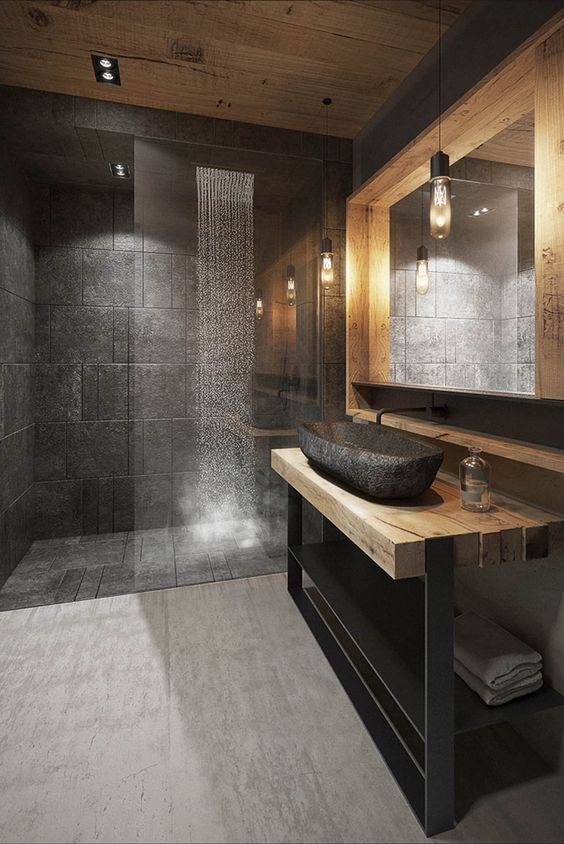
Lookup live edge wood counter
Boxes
[271,448,564,580]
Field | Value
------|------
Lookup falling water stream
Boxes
[196,166,257,520]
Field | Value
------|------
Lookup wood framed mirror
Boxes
[346,19,564,412]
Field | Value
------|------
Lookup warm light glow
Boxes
[430,176,451,239]
[321,251,334,290]
[287,277,296,306]
[416,259,429,295]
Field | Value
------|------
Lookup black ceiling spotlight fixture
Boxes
[109,162,130,178]
[92,54,121,85]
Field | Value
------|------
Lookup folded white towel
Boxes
[455,658,543,706]
[454,612,541,689]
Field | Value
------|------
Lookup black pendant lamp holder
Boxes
[430,150,450,181]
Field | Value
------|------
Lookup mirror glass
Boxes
[389,112,534,395]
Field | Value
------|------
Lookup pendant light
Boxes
[416,189,430,295]
[320,97,334,292]
[255,289,264,321]
[286,264,296,306]
[429,0,451,240]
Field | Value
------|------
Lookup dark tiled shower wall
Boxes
[32,181,204,538]
[0,85,352,551]
[0,154,36,584]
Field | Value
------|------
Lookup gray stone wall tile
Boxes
[128,421,144,475]
[323,363,346,421]
[172,418,199,472]
[517,364,535,394]
[50,186,113,249]
[35,423,66,481]
[325,161,352,230]
[0,289,34,363]
[98,364,128,419]
[491,162,533,190]
[34,305,50,362]
[172,255,186,309]
[128,365,186,419]
[518,189,534,273]
[517,268,535,317]
[186,255,198,301]
[453,319,495,364]
[51,306,113,363]
[389,317,405,364]
[114,474,172,532]
[323,297,345,364]
[232,121,302,156]
[500,318,518,363]
[129,309,185,363]
[66,421,129,478]
[436,274,500,320]
[83,249,137,306]
[35,246,82,304]
[0,426,34,514]
[406,317,445,363]
[176,113,215,144]
[517,316,535,363]
[143,253,172,307]
[98,477,114,533]
[82,364,98,420]
[81,479,99,536]
[406,364,446,387]
[186,312,198,363]
[96,101,176,139]
[2,364,34,434]
[113,308,129,363]
[144,419,172,474]
[35,364,82,422]
[113,191,135,251]
[465,158,492,183]
[214,118,233,146]
[172,472,200,525]
[32,480,82,539]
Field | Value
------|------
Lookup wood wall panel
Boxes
[345,204,370,410]
[535,26,564,399]
[368,206,390,384]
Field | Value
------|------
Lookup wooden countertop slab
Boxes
[271,448,564,580]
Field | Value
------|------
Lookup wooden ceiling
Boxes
[0,0,471,138]
[469,111,534,168]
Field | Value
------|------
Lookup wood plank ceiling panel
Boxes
[0,0,471,138]
[468,111,534,168]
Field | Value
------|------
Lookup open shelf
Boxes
[289,540,564,738]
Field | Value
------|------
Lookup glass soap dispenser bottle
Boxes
[459,447,491,512]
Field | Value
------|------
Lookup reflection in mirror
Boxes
[389,112,534,395]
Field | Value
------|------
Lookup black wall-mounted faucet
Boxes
[375,405,449,425]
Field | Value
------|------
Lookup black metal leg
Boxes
[287,484,303,590]
[424,536,455,836]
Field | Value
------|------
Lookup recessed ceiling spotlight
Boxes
[468,206,493,218]
[92,54,121,85]
[109,162,130,178]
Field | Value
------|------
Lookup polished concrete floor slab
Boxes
[0,574,563,843]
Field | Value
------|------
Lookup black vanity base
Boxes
[286,485,564,837]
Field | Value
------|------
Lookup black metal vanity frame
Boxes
[286,484,564,837]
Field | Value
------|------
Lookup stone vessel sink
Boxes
[298,421,444,500]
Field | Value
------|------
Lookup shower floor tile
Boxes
[0,516,286,611]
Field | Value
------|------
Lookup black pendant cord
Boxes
[438,0,442,152]
[322,98,331,240]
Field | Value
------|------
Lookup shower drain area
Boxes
[0,516,286,612]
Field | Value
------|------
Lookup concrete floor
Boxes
[0,573,563,843]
